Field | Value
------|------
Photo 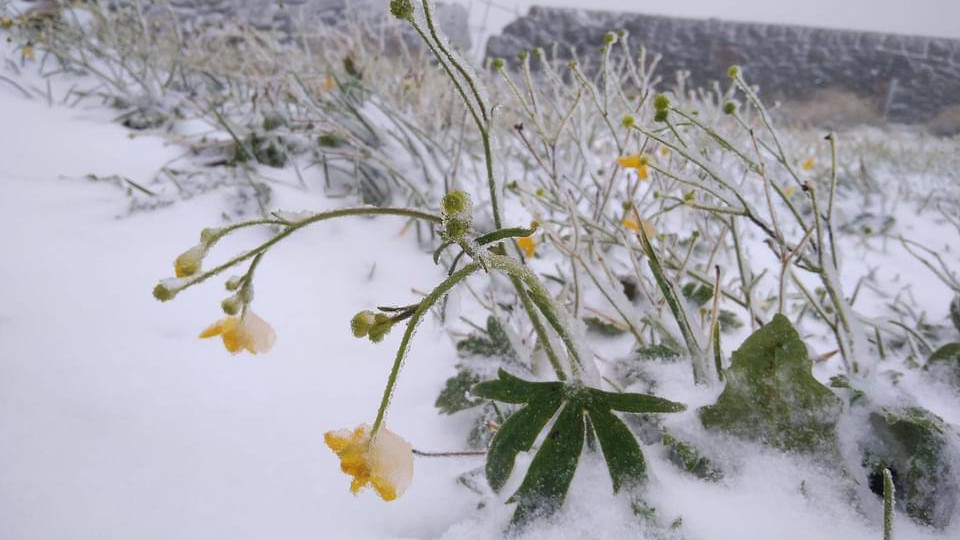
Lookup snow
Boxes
[1,30,960,540]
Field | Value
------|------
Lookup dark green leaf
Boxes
[435,369,482,415]
[589,388,687,413]
[928,343,960,365]
[587,405,646,491]
[471,368,563,404]
[681,282,714,306]
[662,434,723,481]
[509,403,585,526]
[699,314,842,452]
[635,343,681,361]
[950,296,960,334]
[456,316,518,362]
[485,395,563,493]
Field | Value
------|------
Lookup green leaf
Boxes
[485,395,563,493]
[928,343,960,365]
[635,343,681,361]
[662,434,723,481]
[456,316,518,362]
[699,314,842,452]
[951,295,960,334]
[587,405,646,491]
[435,369,482,415]
[584,316,626,336]
[681,282,714,306]
[509,402,585,526]
[589,388,687,414]
[472,368,563,404]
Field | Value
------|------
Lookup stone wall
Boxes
[486,7,960,126]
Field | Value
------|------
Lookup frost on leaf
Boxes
[699,314,842,452]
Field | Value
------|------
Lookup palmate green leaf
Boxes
[471,368,562,404]
[589,388,687,413]
[456,316,518,362]
[484,394,563,492]
[587,405,646,492]
[508,402,585,526]
[435,369,482,415]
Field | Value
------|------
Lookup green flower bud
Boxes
[618,29,628,39]
[225,275,243,291]
[351,310,376,338]
[174,245,206,278]
[535,188,545,197]
[441,190,471,216]
[653,94,670,111]
[727,64,741,78]
[722,101,738,115]
[389,0,414,20]
[490,57,505,70]
[200,227,221,246]
[654,109,669,123]
[603,32,617,45]
[153,282,176,302]
[444,217,470,241]
[368,314,394,343]
[517,51,528,62]
[567,60,578,70]
[532,48,545,59]
[221,296,242,316]
[621,115,636,129]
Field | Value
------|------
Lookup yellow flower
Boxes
[801,157,815,171]
[199,311,276,354]
[783,186,797,197]
[617,154,650,180]
[325,424,414,501]
[622,218,656,238]
[323,75,336,91]
[517,236,535,258]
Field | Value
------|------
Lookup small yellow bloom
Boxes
[199,311,276,354]
[517,236,535,258]
[21,45,35,61]
[801,157,815,171]
[325,424,413,501]
[622,218,656,238]
[783,186,797,197]
[617,154,650,180]
[659,146,670,157]
[323,75,336,91]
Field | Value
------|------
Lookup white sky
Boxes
[447,0,960,40]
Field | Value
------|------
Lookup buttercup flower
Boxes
[617,155,650,180]
[622,218,656,238]
[517,236,536,258]
[325,424,414,501]
[199,311,276,354]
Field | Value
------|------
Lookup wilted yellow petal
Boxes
[325,424,413,502]
[199,313,273,355]
[623,218,656,238]
[517,236,535,258]
[637,164,650,180]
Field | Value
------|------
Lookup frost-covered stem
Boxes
[371,262,481,437]
[239,252,265,318]
[488,254,584,378]
[512,277,568,381]
[732,74,804,189]
[570,63,623,155]
[420,0,489,124]
[825,133,840,269]
[158,207,442,298]
[671,107,755,168]
[882,468,895,540]
[807,185,856,373]
[778,225,816,314]
[729,217,757,328]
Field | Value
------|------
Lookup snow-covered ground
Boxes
[2,19,960,540]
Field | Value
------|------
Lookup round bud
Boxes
[603,32,617,45]
[153,283,176,302]
[444,217,470,241]
[225,275,243,291]
[653,94,670,111]
[535,188,545,197]
[532,48,545,59]
[441,190,471,216]
[200,227,221,246]
[368,314,394,343]
[389,0,414,20]
[722,101,737,115]
[618,29,628,38]
[517,51,528,62]
[654,109,669,123]
[351,310,376,338]
[727,65,741,78]
[491,57,505,70]
[621,115,636,129]
[567,60,578,70]
[221,296,242,316]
